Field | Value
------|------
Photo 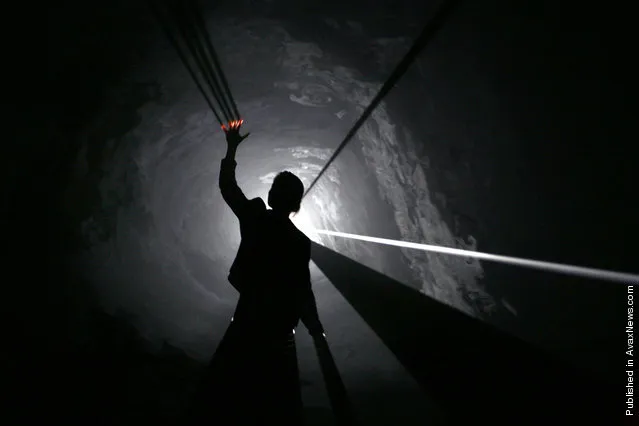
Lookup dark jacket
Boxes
[219,158,321,333]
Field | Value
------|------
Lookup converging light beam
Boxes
[314,229,639,285]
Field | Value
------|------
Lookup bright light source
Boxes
[314,229,639,285]
[291,208,320,242]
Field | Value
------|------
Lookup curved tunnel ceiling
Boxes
[67,1,498,358]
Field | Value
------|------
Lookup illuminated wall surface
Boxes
[7,0,635,423]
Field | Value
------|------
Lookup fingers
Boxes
[222,119,248,147]
[221,119,244,132]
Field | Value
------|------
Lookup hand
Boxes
[308,324,325,340]
[222,119,249,148]
[312,331,326,341]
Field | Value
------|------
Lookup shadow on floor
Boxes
[313,335,357,426]
[310,241,618,425]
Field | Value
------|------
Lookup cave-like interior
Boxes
[5,0,635,424]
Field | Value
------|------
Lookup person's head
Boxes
[268,171,304,215]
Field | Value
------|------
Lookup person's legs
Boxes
[189,323,256,425]
[193,324,303,425]
[259,331,304,426]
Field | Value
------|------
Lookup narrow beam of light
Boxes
[314,229,639,285]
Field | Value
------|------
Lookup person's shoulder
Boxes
[295,228,311,246]
[249,197,267,211]
[291,229,311,258]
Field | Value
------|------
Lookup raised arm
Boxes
[219,120,251,219]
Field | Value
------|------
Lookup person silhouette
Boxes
[190,120,324,426]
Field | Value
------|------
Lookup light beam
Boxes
[314,229,639,285]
